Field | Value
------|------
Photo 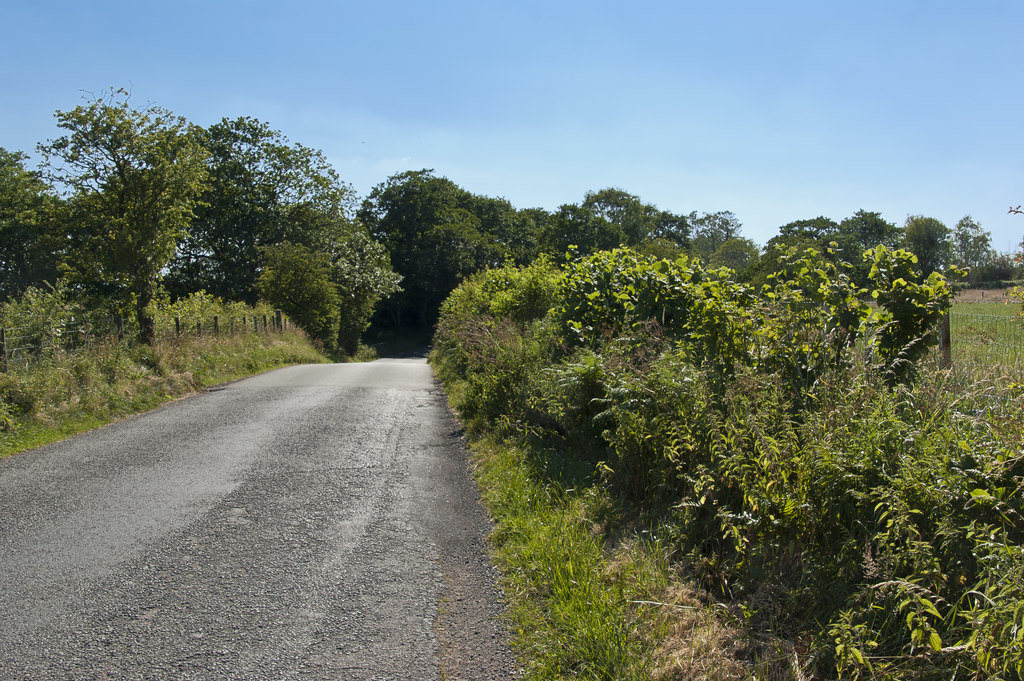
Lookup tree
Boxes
[536,188,692,259]
[331,230,402,354]
[38,89,208,343]
[690,210,742,260]
[538,203,624,258]
[650,210,692,249]
[167,116,355,303]
[581,188,661,245]
[777,216,839,244]
[903,215,951,277]
[836,210,902,288]
[0,148,60,301]
[258,242,341,350]
[359,170,505,327]
[838,210,902,251]
[465,194,538,266]
[950,215,995,280]
[708,237,760,275]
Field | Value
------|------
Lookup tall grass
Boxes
[950,307,1023,371]
[468,433,672,680]
[0,322,325,458]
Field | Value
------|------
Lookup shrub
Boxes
[258,242,341,351]
[866,245,956,383]
[431,245,992,679]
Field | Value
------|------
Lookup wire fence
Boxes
[4,307,1019,373]
[948,311,1024,370]
[0,311,289,371]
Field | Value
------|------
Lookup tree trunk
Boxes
[135,279,156,345]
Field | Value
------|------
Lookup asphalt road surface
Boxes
[0,358,518,680]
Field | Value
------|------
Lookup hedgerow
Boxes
[432,246,1024,680]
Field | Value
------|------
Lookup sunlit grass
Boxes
[468,434,664,681]
[0,329,326,458]
[949,303,1024,372]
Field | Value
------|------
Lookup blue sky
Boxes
[4,0,1023,250]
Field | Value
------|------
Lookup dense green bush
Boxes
[432,258,563,431]
[258,242,341,351]
[433,245,1022,679]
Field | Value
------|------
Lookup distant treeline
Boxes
[2,88,1022,349]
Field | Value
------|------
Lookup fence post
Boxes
[938,311,952,370]
[116,316,124,342]
[230,318,235,335]
[197,320,203,337]
[263,315,268,332]
[214,315,220,336]
[275,310,282,331]
[1,328,7,372]
[175,317,181,338]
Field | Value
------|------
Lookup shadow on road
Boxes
[376,346,431,360]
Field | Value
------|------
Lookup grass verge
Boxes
[0,329,326,458]
[462,429,795,680]
[467,433,661,680]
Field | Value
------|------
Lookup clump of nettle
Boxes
[433,245,1024,680]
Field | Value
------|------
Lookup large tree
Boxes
[538,203,624,258]
[950,215,995,279]
[359,170,508,326]
[835,210,902,287]
[38,89,209,343]
[167,116,355,303]
[258,242,340,350]
[330,230,402,354]
[538,188,690,258]
[690,210,743,261]
[708,236,760,274]
[0,148,60,301]
[581,188,660,246]
[903,215,951,276]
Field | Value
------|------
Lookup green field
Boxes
[949,301,1023,370]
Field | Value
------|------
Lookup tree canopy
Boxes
[258,242,341,350]
[167,116,356,303]
[5,95,402,354]
[0,148,59,301]
[903,215,951,277]
[359,169,519,326]
[38,89,209,343]
[6,88,1021,352]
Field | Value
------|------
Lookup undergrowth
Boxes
[0,327,325,458]
[432,249,1024,680]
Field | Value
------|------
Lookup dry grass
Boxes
[646,579,818,681]
[648,583,748,681]
[953,287,1015,303]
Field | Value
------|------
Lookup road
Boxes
[0,358,517,680]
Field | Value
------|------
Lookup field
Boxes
[950,290,1023,371]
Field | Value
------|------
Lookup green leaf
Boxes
[918,597,940,619]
